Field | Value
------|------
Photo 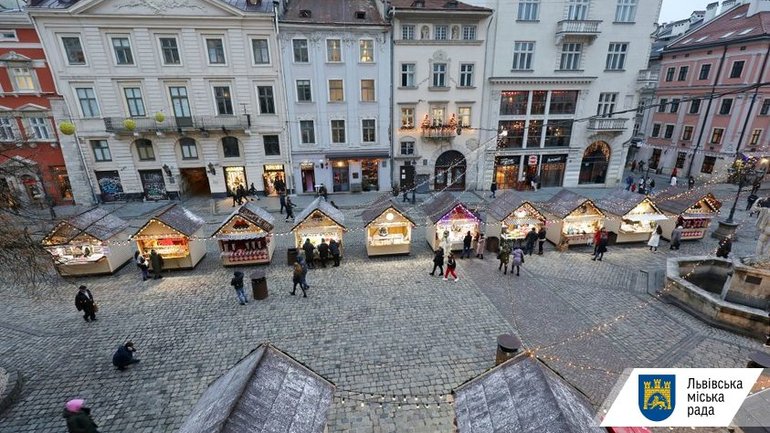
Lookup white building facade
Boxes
[29,0,290,202]
[465,0,661,189]
[390,0,492,192]
[278,0,391,194]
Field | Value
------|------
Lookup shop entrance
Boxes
[540,154,567,187]
[300,163,315,193]
[95,170,124,202]
[361,159,379,191]
[400,164,415,189]
[332,161,349,192]
[650,149,662,170]
[224,166,247,196]
[434,150,466,191]
[494,156,520,190]
[578,141,610,185]
[262,164,285,196]
[139,169,167,200]
[180,167,211,196]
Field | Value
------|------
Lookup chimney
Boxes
[721,0,737,10]
[748,0,770,16]
[704,2,720,21]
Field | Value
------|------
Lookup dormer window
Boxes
[299,9,312,18]
[355,10,366,19]
[446,0,458,7]
[412,0,424,7]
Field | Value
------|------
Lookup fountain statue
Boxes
[755,206,770,258]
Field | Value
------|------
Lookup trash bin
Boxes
[250,270,268,300]
[486,236,500,253]
[287,248,298,266]
[495,334,521,365]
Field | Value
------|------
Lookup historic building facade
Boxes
[278,0,391,194]
[466,0,661,189]
[390,0,492,192]
[29,0,290,202]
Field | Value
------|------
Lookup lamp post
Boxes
[711,159,765,240]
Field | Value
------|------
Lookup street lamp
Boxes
[711,159,766,240]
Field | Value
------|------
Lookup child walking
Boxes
[444,253,459,281]
[230,271,248,305]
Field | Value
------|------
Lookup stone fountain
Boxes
[664,208,770,338]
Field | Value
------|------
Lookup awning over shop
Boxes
[326,151,389,159]
[624,213,668,222]
[681,213,717,220]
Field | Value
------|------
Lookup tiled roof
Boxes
[361,194,415,227]
[653,189,722,215]
[42,207,129,244]
[132,204,205,238]
[292,197,346,230]
[29,0,273,12]
[390,0,491,12]
[595,190,660,217]
[281,0,386,25]
[538,190,601,219]
[486,190,544,222]
[667,4,770,51]
[423,191,479,223]
[213,202,274,237]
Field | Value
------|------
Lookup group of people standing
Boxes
[133,249,164,281]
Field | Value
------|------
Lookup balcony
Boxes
[104,115,252,135]
[587,117,628,132]
[421,125,456,141]
[556,20,601,42]
[637,69,659,90]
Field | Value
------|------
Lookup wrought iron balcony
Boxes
[556,20,601,39]
[587,117,628,132]
[421,125,456,140]
[104,115,251,135]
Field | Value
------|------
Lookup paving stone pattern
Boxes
[0,185,767,433]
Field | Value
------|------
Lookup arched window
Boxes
[135,139,154,161]
[578,141,611,184]
[179,137,198,159]
[434,150,466,190]
[222,136,240,158]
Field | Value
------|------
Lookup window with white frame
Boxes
[669,98,680,113]
[401,63,415,87]
[359,39,374,62]
[76,87,100,118]
[328,80,344,102]
[432,63,447,87]
[10,67,35,91]
[559,43,582,70]
[28,117,50,140]
[459,64,474,87]
[360,79,375,102]
[327,39,342,62]
[206,38,226,64]
[0,118,15,141]
[263,135,280,155]
[663,124,674,139]
[251,39,270,65]
[596,92,617,117]
[400,140,415,155]
[214,86,233,115]
[682,125,694,141]
[512,41,535,70]
[719,98,733,115]
[458,107,471,127]
[293,39,309,62]
[651,123,661,137]
[462,25,477,40]
[567,0,589,20]
[402,25,415,40]
[300,120,315,144]
[362,119,376,142]
[401,107,415,129]
[518,0,540,20]
[179,137,198,159]
[605,42,627,70]
[0,30,16,41]
[331,119,346,143]
[296,80,312,102]
[750,128,762,146]
[159,37,180,65]
[687,98,701,114]
[431,106,446,124]
[257,86,275,114]
[91,140,111,161]
[111,37,134,65]
[61,36,86,65]
[123,87,145,117]
[135,139,155,160]
[615,0,637,22]
[434,25,448,40]
[710,127,724,144]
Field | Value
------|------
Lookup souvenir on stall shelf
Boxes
[292,197,346,255]
[484,190,546,243]
[424,192,481,251]
[362,195,416,257]
[42,208,133,276]
[596,190,668,244]
[538,190,605,248]
[654,189,722,241]
[213,202,275,266]
[131,204,206,270]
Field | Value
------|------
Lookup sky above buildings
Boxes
[659,0,714,23]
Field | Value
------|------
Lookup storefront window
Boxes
[224,166,246,196]
[499,121,525,148]
[540,155,567,187]
[549,90,578,114]
[527,120,543,147]
[494,156,520,190]
[50,166,73,201]
[578,141,610,185]
[361,160,379,191]
[530,91,547,115]
[434,150,466,190]
[701,156,716,174]
[262,164,285,196]
[95,170,123,202]
[544,120,572,147]
[500,91,528,115]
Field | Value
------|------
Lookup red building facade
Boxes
[0,10,71,206]
[642,1,770,180]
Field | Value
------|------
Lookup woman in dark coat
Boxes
[64,399,99,433]
[430,247,444,276]
[329,239,341,267]
[112,341,140,370]
[302,238,315,268]
[149,249,163,279]
[75,285,96,322]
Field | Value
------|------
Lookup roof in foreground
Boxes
[43,207,129,243]
[390,0,491,13]
[667,3,770,51]
[29,0,273,12]
[281,0,386,25]
[177,343,335,433]
[453,355,606,433]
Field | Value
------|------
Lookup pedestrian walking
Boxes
[638,178,646,195]
[430,247,444,276]
[318,238,330,267]
[670,175,677,187]
[290,260,307,297]
[752,179,762,195]
[716,237,732,259]
[490,182,497,198]
[284,196,295,221]
[630,183,637,193]
[592,229,608,261]
[64,399,99,433]
[498,241,511,274]
[625,175,634,191]
[134,251,149,281]
[631,160,637,172]
[648,225,662,251]
[531,174,539,192]
[524,227,538,256]
[670,225,683,250]
[402,185,409,203]
[537,226,547,255]
[149,249,164,279]
[75,285,97,322]
[648,179,656,195]
[230,271,248,305]
[747,193,759,211]
[279,191,287,215]
[444,253,458,281]
[319,184,328,201]
[302,238,315,268]
[461,231,473,258]
[638,160,645,172]
[475,233,486,259]
[112,341,141,371]
[592,227,602,256]
[329,239,341,267]
[688,176,695,190]
[511,243,524,276]
[671,167,678,178]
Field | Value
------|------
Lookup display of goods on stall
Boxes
[292,198,346,252]
[596,191,668,243]
[131,204,207,270]
[214,202,276,265]
[539,190,605,246]
[655,189,722,240]
[362,196,416,256]
[424,192,481,250]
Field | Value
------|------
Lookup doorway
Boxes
[139,169,167,200]
[400,164,415,189]
[494,156,520,190]
[262,164,286,196]
[332,161,349,192]
[578,141,610,185]
[180,168,211,196]
[434,150,466,191]
[300,163,315,193]
[540,154,567,187]
[223,166,247,196]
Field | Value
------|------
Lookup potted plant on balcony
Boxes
[154,112,166,123]
[123,119,136,131]
[58,121,75,136]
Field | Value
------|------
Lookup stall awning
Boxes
[215,232,269,241]
[681,213,717,220]
[503,218,543,225]
[326,151,389,159]
[624,213,668,222]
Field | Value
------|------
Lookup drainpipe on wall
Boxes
[734,43,770,156]
[476,1,498,191]
[273,0,295,194]
[388,3,395,190]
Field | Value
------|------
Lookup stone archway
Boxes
[579,141,611,185]
[434,150,466,191]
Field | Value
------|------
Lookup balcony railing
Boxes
[637,70,659,90]
[104,115,251,135]
[587,117,628,132]
[556,20,601,35]
[421,125,456,140]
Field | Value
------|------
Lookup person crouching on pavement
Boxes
[64,398,99,433]
[112,341,140,371]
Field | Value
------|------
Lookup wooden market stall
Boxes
[654,189,722,240]
[131,204,206,270]
[539,190,605,248]
[424,192,481,251]
[42,207,133,276]
[292,197,346,255]
[484,190,546,242]
[596,190,668,243]
[362,196,416,257]
[213,202,275,266]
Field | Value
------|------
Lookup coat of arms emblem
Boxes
[638,375,675,421]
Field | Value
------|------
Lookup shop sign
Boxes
[528,155,538,166]
[543,154,568,164]
[496,157,519,166]
[300,162,314,169]
[264,164,284,171]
